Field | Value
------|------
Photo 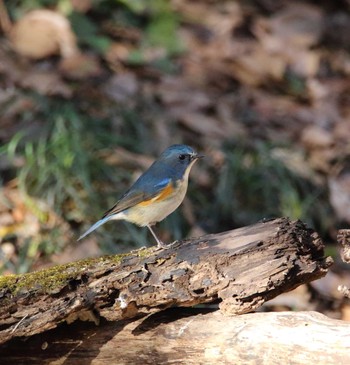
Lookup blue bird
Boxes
[78,144,203,248]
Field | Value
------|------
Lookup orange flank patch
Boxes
[138,183,174,207]
[154,183,174,201]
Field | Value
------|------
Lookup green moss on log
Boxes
[0,247,154,295]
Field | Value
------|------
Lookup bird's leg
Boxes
[146,225,168,249]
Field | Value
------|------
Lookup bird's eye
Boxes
[179,154,186,161]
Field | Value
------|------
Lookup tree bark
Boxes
[1,309,349,365]
[0,218,332,344]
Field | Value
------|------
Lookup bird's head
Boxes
[158,144,204,178]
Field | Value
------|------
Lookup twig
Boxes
[11,314,28,334]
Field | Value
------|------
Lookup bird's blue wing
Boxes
[153,177,172,190]
[102,176,172,219]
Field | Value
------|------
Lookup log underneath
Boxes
[0,218,332,344]
[1,309,349,365]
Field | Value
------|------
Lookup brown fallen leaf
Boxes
[307,148,337,174]
[70,0,92,13]
[9,9,79,59]
[177,112,230,139]
[174,0,242,32]
[243,89,313,141]
[157,76,212,111]
[20,70,72,97]
[59,53,103,80]
[254,3,324,49]
[99,147,153,170]
[253,3,323,78]
[0,45,71,98]
[103,73,139,103]
[172,1,243,87]
[331,51,350,76]
[230,45,286,86]
[104,42,133,72]
[334,120,350,144]
[301,126,334,149]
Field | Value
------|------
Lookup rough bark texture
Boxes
[338,228,350,263]
[1,309,349,365]
[0,218,332,345]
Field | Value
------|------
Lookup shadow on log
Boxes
[1,308,349,365]
[0,218,332,345]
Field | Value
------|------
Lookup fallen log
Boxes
[1,309,349,365]
[0,217,332,345]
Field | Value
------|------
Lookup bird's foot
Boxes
[157,240,170,250]
[156,240,179,250]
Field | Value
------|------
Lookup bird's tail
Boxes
[77,216,112,241]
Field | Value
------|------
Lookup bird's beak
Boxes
[192,153,205,161]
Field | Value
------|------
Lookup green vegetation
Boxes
[211,142,331,234]
[2,98,146,235]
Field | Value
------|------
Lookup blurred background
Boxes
[0,0,350,317]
